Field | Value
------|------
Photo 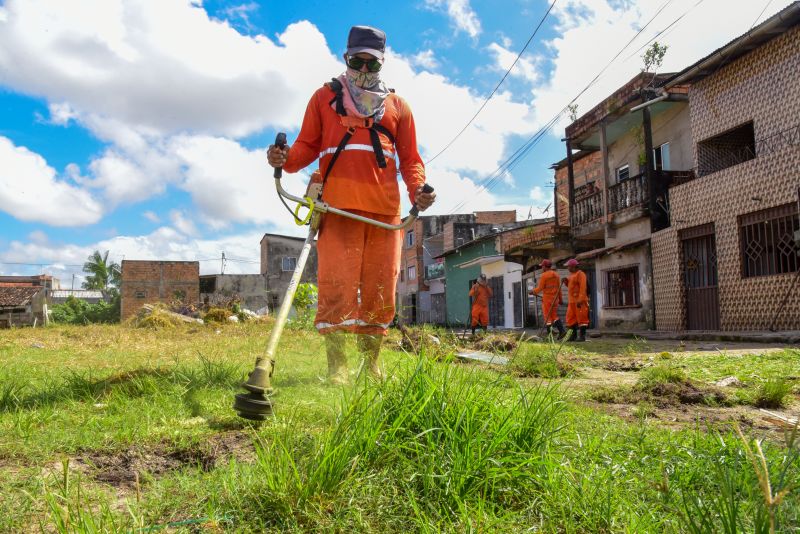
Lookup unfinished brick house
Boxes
[120,261,200,320]
[651,4,800,331]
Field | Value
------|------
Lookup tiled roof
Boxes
[0,286,42,307]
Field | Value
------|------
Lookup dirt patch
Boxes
[74,432,255,487]
[599,360,646,372]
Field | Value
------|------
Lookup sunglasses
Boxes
[347,56,383,72]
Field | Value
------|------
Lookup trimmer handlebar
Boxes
[271,132,435,231]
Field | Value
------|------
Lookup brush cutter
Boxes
[233,132,434,421]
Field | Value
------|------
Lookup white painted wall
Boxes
[481,260,524,328]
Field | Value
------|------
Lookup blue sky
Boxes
[0,0,790,282]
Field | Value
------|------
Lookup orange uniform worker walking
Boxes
[267,26,436,383]
[469,274,493,335]
[563,258,589,342]
[531,259,565,339]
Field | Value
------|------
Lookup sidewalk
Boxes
[582,329,800,345]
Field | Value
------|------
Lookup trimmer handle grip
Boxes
[273,132,287,179]
[409,183,435,217]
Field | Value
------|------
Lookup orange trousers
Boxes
[315,210,401,336]
[566,302,589,327]
[471,305,489,328]
[541,295,560,325]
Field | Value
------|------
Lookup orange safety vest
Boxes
[283,82,426,216]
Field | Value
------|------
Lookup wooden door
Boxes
[681,224,720,330]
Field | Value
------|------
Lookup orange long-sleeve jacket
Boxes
[532,270,562,304]
[469,283,492,308]
[283,85,426,216]
[567,270,589,306]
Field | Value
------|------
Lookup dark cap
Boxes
[479,273,487,280]
[539,259,552,268]
[347,25,386,60]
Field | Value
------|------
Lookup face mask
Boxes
[346,67,381,89]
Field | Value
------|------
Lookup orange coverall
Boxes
[283,84,426,336]
[565,270,590,327]
[532,270,562,325]
[469,283,493,328]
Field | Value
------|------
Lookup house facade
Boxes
[260,233,318,312]
[200,274,270,313]
[651,6,800,331]
[0,286,47,327]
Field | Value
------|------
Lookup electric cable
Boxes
[424,0,557,166]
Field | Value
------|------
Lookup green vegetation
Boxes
[50,295,120,325]
[754,378,794,409]
[1,324,798,532]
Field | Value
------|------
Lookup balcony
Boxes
[425,262,445,281]
[572,190,604,226]
[608,173,648,213]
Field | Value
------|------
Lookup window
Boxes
[739,203,799,278]
[697,121,755,177]
[615,164,630,182]
[282,257,297,271]
[400,268,404,282]
[408,265,417,280]
[135,291,146,298]
[605,266,640,307]
[406,230,415,248]
[653,143,670,171]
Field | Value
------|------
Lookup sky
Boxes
[0,0,791,285]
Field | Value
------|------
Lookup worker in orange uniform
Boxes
[267,26,435,384]
[469,274,493,335]
[531,259,565,339]
[562,258,589,342]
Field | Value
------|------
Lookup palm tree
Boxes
[82,250,121,291]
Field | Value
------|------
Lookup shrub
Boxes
[203,307,232,324]
[753,378,792,409]
[50,295,120,324]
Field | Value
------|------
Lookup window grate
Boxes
[739,203,799,278]
[604,266,640,307]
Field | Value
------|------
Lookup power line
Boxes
[424,0,557,166]
[624,0,708,62]
[444,0,679,214]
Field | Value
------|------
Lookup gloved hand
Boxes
[267,144,290,168]
[415,184,436,211]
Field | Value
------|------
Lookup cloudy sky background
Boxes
[0,0,790,284]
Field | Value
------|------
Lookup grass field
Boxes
[1,322,799,532]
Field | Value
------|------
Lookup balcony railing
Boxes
[425,262,445,280]
[608,173,648,213]
[572,190,604,226]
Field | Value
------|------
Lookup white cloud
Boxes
[410,49,439,70]
[0,136,103,226]
[487,42,540,84]
[170,210,198,236]
[426,0,482,38]
[529,185,546,202]
[142,211,160,223]
[528,0,795,134]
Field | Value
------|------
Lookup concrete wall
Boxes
[607,103,692,179]
[652,26,800,331]
[481,259,524,328]
[260,234,318,311]
[120,261,199,320]
[200,274,269,312]
[595,244,653,330]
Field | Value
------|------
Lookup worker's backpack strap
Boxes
[368,128,387,169]
[327,78,347,116]
[322,127,355,186]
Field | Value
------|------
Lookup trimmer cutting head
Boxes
[233,361,275,421]
[233,391,273,421]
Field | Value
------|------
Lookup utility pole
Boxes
[71,273,75,291]
[221,252,226,275]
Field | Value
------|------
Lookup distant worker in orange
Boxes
[562,258,589,342]
[469,274,492,335]
[531,259,565,339]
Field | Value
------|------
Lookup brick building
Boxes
[120,261,199,320]
[652,5,800,331]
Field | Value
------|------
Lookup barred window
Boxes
[282,257,297,271]
[739,203,799,278]
[605,266,640,308]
